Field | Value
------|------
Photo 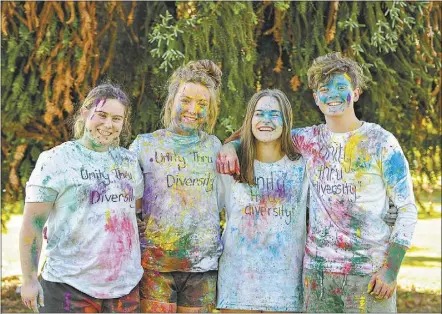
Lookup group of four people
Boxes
[19,52,417,313]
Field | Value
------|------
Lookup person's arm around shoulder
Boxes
[19,202,52,312]
[216,130,241,175]
[368,133,418,299]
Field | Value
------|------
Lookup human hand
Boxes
[137,217,146,239]
[383,199,398,227]
[21,279,44,312]
[216,144,240,175]
[367,266,397,299]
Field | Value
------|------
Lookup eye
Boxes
[112,116,123,122]
[180,98,190,104]
[255,112,263,117]
[338,86,347,90]
[97,112,107,118]
[319,87,328,92]
[272,113,281,118]
[198,101,208,107]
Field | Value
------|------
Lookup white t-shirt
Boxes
[292,122,417,275]
[26,141,144,299]
[216,155,308,312]
[130,130,222,272]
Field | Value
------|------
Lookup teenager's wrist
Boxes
[22,274,38,284]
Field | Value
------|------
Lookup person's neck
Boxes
[77,136,109,152]
[325,114,363,133]
[169,126,198,137]
[255,141,284,163]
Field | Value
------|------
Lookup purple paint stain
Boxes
[90,98,107,120]
[346,93,351,105]
[150,158,154,162]
[64,292,71,311]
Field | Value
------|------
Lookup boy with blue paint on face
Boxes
[217,52,417,312]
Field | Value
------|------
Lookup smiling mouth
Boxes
[182,115,198,123]
[257,126,275,132]
[327,101,344,106]
[98,129,112,136]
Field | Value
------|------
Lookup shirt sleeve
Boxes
[291,127,315,155]
[216,174,234,216]
[133,162,144,200]
[25,151,59,203]
[381,134,418,248]
[129,135,142,162]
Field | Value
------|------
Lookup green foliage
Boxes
[1,1,441,228]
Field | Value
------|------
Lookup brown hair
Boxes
[237,89,299,185]
[307,52,369,91]
[72,83,132,146]
[161,60,222,133]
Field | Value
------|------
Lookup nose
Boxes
[187,101,197,113]
[103,116,113,127]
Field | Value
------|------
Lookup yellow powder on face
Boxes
[343,73,352,84]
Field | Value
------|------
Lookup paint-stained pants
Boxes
[139,269,217,313]
[39,278,140,313]
[303,269,397,313]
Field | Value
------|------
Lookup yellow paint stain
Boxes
[24,236,34,245]
[343,133,368,178]
[343,73,352,82]
[358,295,366,313]
[106,210,111,223]
[356,228,361,237]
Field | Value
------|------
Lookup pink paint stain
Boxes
[64,292,71,311]
[99,214,135,281]
[342,261,353,274]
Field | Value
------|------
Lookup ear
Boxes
[80,107,89,119]
[352,88,360,103]
[313,92,320,107]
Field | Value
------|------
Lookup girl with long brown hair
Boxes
[216,89,308,312]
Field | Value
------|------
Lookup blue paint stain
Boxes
[384,151,407,186]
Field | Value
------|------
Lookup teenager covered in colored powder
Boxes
[216,90,308,312]
[129,60,223,313]
[19,84,144,313]
[217,52,417,312]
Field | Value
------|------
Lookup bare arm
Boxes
[136,198,146,240]
[19,202,52,312]
[367,243,406,299]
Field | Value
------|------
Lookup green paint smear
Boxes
[32,215,45,232]
[42,176,51,185]
[30,238,39,271]
[385,243,406,281]
[170,234,193,259]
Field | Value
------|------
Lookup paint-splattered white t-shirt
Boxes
[130,130,223,272]
[216,155,308,312]
[292,122,417,275]
[25,141,144,299]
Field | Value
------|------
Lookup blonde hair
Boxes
[307,52,369,91]
[233,89,299,185]
[162,60,222,133]
[72,83,132,146]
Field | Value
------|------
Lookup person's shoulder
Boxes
[42,141,77,158]
[363,122,399,145]
[135,130,163,143]
[200,131,222,147]
[292,124,324,137]
[114,146,139,163]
